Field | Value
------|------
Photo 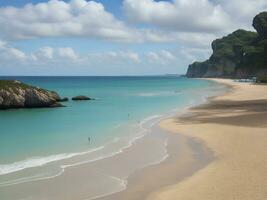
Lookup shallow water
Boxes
[0,76,226,199]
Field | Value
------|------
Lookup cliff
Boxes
[186,12,267,79]
[0,80,63,109]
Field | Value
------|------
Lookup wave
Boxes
[83,175,127,200]
[139,114,162,126]
[0,169,65,187]
[62,115,162,169]
[0,146,104,176]
[0,114,163,187]
[84,132,170,200]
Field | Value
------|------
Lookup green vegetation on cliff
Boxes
[0,80,39,91]
[186,12,267,79]
[0,80,51,95]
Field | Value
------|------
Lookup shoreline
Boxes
[102,78,267,200]
[98,79,228,200]
[0,79,224,200]
[99,125,214,200]
[148,78,267,200]
[3,78,260,200]
[0,111,194,200]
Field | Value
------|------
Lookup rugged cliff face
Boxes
[0,80,63,109]
[186,12,267,78]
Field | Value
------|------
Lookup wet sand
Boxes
[100,129,214,200]
[147,79,267,200]
[2,78,266,200]
[0,118,215,200]
[0,125,168,200]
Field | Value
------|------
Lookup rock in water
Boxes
[58,97,69,102]
[72,95,92,101]
[0,80,64,109]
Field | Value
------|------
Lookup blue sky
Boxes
[0,0,266,75]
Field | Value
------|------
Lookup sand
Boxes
[147,79,267,200]
[2,79,266,200]
[101,128,214,200]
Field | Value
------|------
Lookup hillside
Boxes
[186,12,267,79]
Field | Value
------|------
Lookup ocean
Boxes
[0,76,226,199]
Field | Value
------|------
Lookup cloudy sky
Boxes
[0,0,266,76]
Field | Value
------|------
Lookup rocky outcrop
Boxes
[187,61,209,78]
[186,12,267,79]
[72,95,93,101]
[0,80,64,109]
[253,12,267,39]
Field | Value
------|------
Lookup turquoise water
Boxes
[0,76,224,173]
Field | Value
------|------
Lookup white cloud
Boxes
[161,50,175,60]
[0,41,183,68]
[0,0,264,49]
[0,0,266,75]
[87,51,141,65]
[0,0,201,44]
[0,40,7,48]
[123,0,267,33]
[58,47,79,60]
[0,0,134,41]
[5,48,27,61]
[34,47,54,59]
[123,0,233,33]
[0,41,27,61]
[219,0,267,30]
[0,41,143,67]
[145,50,176,65]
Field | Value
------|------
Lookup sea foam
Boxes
[0,114,162,187]
[0,146,104,176]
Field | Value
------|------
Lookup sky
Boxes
[0,0,266,76]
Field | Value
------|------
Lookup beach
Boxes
[147,79,267,200]
[104,78,267,200]
[0,76,224,200]
[1,77,266,200]
[1,1,266,199]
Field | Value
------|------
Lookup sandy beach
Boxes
[1,78,266,200]
[1,2,267,200]
[77,78,267,200]
[147,79,267,200]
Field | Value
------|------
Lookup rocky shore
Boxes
[0,80,64,109]
[72,95,93,101]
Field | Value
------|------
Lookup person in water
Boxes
[88,137,91,143]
